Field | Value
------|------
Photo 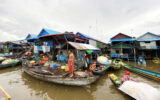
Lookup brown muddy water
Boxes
[0,61,160,100]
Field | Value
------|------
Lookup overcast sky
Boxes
[0,0,160,42]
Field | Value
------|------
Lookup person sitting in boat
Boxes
[27,51,33,60]
[89,61,97,75]
[122,71,136,82]
[68,50,75,77]
[43,55,49,62]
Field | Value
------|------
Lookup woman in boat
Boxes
[122,71,136,82]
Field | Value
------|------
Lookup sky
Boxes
[0,0,160,43]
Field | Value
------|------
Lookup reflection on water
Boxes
[0,61,159,100]
[22,72,94,100]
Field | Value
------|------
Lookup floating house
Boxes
[136,32,160,59]
[110,33,136,61]
[5,41,24,53]
[39,31,75,49]
[75,32,109,53]
[0,42,5,53]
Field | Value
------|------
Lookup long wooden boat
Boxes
[22,61,99,86]
[0,86,10,100]
[108,74,135,99]
[0,59,20,69]
[123,64,160,81]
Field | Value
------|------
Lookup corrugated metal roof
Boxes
[76,32,92,40]
[26,34,38,40]
[68,42,100,50]
[40,33,65,38]
[38,28,61,37]
[136,32,160,41]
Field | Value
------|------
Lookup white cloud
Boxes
[0,0,160,42]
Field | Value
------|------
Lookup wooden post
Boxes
[77,50,79,68]
[156,49,158,58]
[134,48,136,62]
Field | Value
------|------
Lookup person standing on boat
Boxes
[68,50,74,77]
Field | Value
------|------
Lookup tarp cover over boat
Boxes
[119,81,160,100]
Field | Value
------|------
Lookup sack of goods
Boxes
[0,57,5,60]
[44,63,50,67]
[50,63,60,68]
[97,56,108,64]
[2,59,19,64]
[30,60,36,64]
[61,66,69,71]
[110,74,118,81]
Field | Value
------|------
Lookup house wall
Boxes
[140,41,157,49]
[89,39,97,47]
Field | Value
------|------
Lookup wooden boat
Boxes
[92,65,110,75]
[22,61,100,86]
[123,64,160,81]
[0,86,10,100]
[0,59,20,69]
[110,58,123,70]
[108,73,122,87]
[108,73,160,100]
[108,74,135,99]
[152,58,160,63]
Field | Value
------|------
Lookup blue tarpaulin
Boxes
[26,34,38,40]
[38,28,61,37]
[110,38,135,42]
[76,32,92,40]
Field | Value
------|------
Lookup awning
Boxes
[68,42,100,50]
[110,38,135,42]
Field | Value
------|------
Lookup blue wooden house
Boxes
[110,33,136,61]
[136,32,160,59]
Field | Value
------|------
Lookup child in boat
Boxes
[89,61,97,75]
[122,71,136,82]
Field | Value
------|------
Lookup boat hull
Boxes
[22,67,99,86]
[123,64,160,81]
[0,61,20,69]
